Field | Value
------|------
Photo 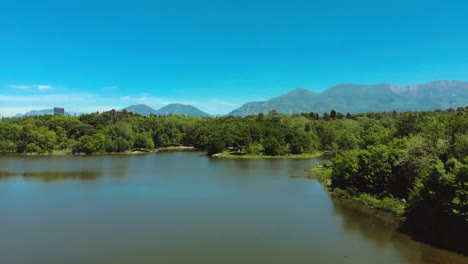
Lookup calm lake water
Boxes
[0,152,466,264]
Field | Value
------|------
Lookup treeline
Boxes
[330,109,468,254]
[0,109,322,155]
[1,107,467,253]
[0,109,334,156]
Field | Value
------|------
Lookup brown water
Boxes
[0,152,466,264]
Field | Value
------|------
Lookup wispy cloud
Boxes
[0,94,87,103]
[10,84,53,91]
[36,84,53,91]
[122,94,172,105]
[10,85,31,90]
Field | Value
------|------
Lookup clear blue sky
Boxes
[1,0,467,116]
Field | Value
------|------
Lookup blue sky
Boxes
[1,0,467,116]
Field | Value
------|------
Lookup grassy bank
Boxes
[213,151,325,159]
[2,146,202,156]
[330,188,406,217]
[305,164,332,185]
[305,164,405,219]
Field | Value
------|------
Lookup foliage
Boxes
[306,165,332,184]
[328,109,468,254]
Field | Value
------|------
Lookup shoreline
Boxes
[304,165,467,256]
[1,148,329,159]
[212,151,326,159]
[329,193,404,226]
[304,164,404,225]
[0,146,203,156]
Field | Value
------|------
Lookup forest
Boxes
[0,107,467,254]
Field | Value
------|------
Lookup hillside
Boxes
[124,104,158,116]
[229,81,468,116]
[229,88,318,116]
[154,103,210,117]
[15,109,79,117]
[125,103,210,117]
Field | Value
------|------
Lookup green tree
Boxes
[263,136,283,156]
[133,133,155,150]
[0,140,17,153]
[73,134,106,154]
[405,159,468,254]
[207,138,225,156]
[396,112,420,137]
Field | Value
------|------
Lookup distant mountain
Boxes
[125,103,210,117]
[16,109,79,117]
[229,81,468,116]
[154,103,210,117]
[229,88,318,116]
[25,109,55,116]
[125,104,158,116]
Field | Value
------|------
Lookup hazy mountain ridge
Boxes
[125,103,211,117]
[124,104,158,116]
[229,81,468,116]
[15,109,80,117]
[9,80,468,118]
[154,103,211,117]
[13,104,210,118]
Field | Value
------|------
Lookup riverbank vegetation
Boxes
[328,109,468,255]
[306,164,332,184]
[0,107,467,254]
[214,150,324,159]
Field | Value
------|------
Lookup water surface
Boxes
[0,152,466,263]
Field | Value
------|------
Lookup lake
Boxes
[0,152,466,264]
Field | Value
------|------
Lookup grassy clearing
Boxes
[305,165,332,185]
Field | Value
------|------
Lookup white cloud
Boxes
[36,84,53,91]
[122,95,172,105]
[10,85,31,90]
[0,94,91,103]
[9,84,53,91]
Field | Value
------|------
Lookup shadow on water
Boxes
[331,197,468,264]
[0,155,135,183]
[0,170,101,182]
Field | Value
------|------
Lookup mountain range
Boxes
[13,104,210,118]
[125,103,211,117]
[10,80,468,118]
[229,80,468,116]
[15,109,80,117]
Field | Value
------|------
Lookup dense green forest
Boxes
[0,107,467,254]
